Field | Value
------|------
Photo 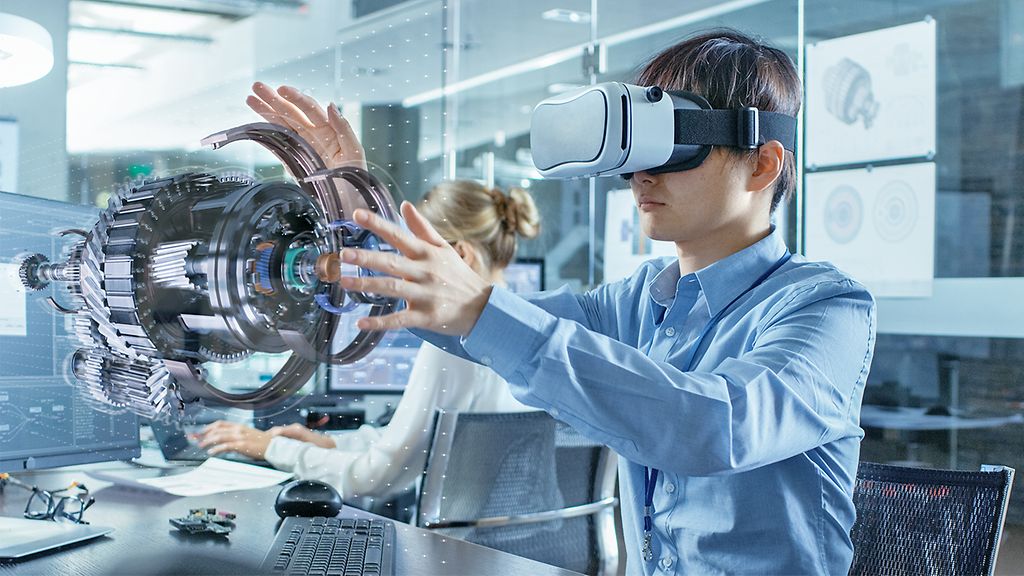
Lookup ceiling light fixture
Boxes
[541,9,591,24]
[0,13,54,88]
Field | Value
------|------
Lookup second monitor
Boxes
[0,192,139,473]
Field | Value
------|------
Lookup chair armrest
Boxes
[422,496,618,530]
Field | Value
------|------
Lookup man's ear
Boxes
[748,140,785,194]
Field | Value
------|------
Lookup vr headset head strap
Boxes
[673,108,797,152]
[667,87,796,154]
[637,90,797,178]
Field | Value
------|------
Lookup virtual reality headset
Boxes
[530,82,797,179]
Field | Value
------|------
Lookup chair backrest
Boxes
[553,421,620,576]
[849,462,1015,576]
[417,410,619,576]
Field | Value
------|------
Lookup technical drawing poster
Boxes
[603,188,675,283]
[806,19,936,167]
[805,163,935,297]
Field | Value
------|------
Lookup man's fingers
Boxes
[351,209,429,259]
[400,202,448,247]
[327,103,357,141]
[252,82,315,129]
[247,94,309,135]
[337,274,421,301]
[356,309,427,332]
[278,85,330,126]
[327,104,364,158]
[246,95,277,121]
[338,248,428,282]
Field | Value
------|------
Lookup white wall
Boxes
[0,0,69,200]
[66,0,350,156]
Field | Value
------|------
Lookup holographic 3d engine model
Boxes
[17,123,399,419]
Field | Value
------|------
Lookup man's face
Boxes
[629,149,753,244]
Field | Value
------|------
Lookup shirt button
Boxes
[660,556,674,569]
[480,356,492,366]
[550,408,560,418]
[664,482,675,494]
[664,327,676,337]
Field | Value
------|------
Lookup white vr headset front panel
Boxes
[530,83,674,179]
[617,84,675,176]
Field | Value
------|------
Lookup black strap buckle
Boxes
[737,107,760,149]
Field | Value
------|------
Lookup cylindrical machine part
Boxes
[18,250,84,292]
[13,123,401,420]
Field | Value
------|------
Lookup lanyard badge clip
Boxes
[642,470,658,562]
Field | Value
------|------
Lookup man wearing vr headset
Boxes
[300,29,875,575]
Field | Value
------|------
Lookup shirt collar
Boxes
[646,226,789,319]
[648,262,681,312]
[694,226,789,317]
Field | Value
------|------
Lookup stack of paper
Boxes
[89,458,293,496]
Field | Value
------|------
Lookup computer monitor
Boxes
[328,329,421,394]
[504,257,545,293]
[0,192,140,472]
[327,258,546,394]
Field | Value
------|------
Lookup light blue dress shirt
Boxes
[417,228,876,575]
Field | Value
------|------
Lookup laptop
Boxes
[0,516,113,559]
[149,421,271,467]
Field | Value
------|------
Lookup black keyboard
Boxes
[261,516,395,576]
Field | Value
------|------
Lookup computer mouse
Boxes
[274,480,344,518]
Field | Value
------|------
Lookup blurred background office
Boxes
[0,0,1022,571]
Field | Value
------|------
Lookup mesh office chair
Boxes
[417,411,619,575]
[553,421,620,575]
[849,462,1015,576]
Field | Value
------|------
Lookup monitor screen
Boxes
[328,329,421,394]
[504,258,544,293]
[327,258,546,394]
[0,192,140,472]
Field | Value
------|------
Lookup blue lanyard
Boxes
[641,251,791,562]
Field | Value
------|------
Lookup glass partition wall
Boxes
[0,0,1019,562]
[799,2,1024,540]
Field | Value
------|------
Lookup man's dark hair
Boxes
[636,29,801,214]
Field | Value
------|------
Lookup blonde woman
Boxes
[198,178,542,501]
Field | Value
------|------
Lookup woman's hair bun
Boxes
[502,186,541,239]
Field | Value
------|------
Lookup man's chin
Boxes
[641,225,672,243]
[639,216,688,243]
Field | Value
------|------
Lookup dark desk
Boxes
[0,462,582,576]
[860,404,1024,468]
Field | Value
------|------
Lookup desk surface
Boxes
[860,404,1024,431]
[0,462,582,576]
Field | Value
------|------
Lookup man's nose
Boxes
[631,170,657,186]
